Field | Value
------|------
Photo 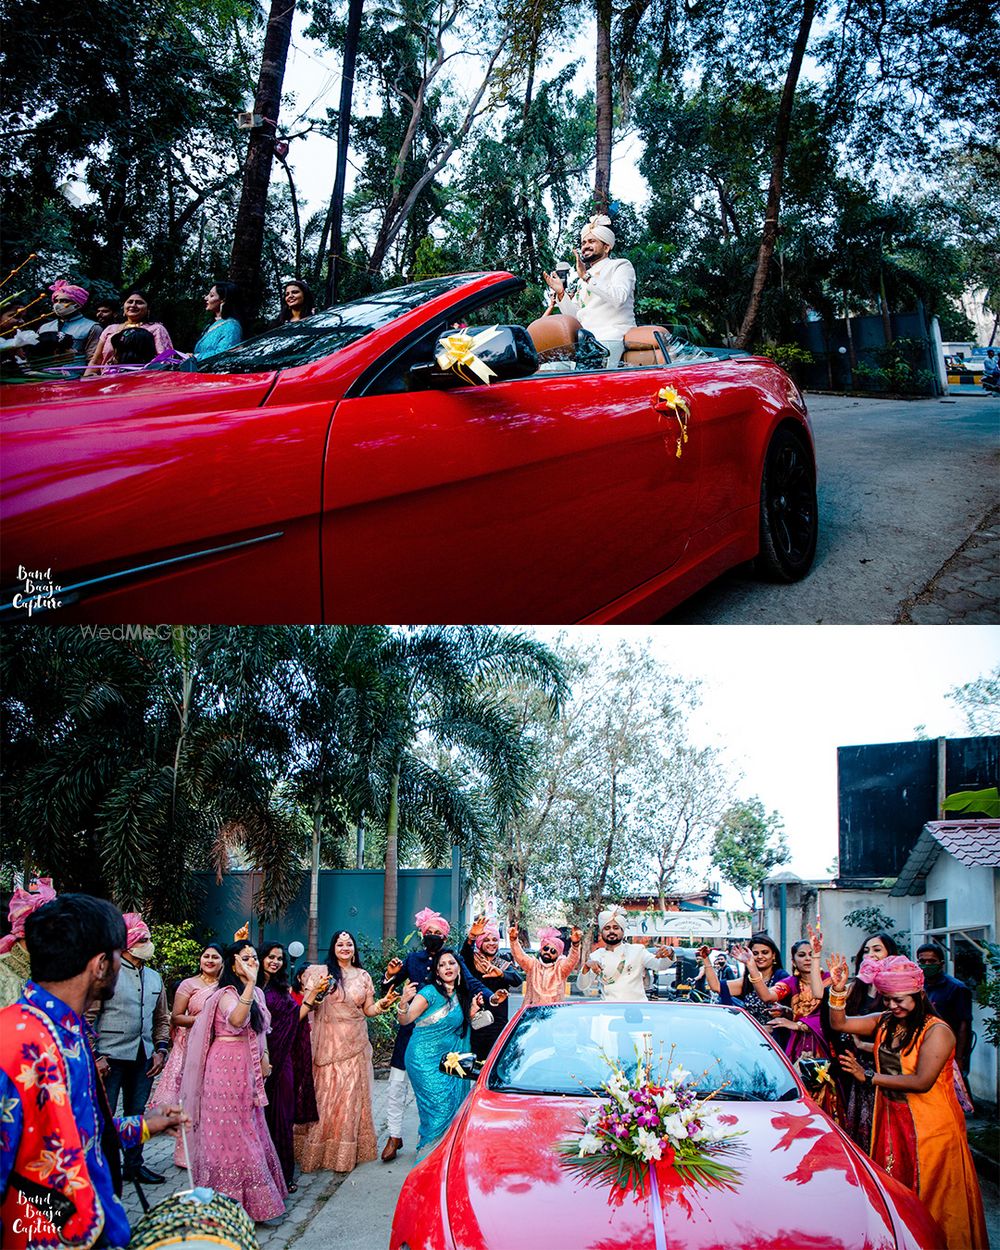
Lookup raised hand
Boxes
[838,1051,865,1081]
[471,992,484,1017]
[401,980,418,1004]
[654,943,675,959]
[384,957,404,983]
[233,922,250,942]
[508,923,518,943]
[807,921,823,957]
[827,953,850,993]
[489,989,508,1006]
[570,926,582,945]
[730,944,752,966]
[697,945,711,960]
[469,914,488,938]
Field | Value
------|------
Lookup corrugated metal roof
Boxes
[889,819,1000,896]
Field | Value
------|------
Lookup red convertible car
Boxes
[390,1000,942,1250]
[1,273,817,623]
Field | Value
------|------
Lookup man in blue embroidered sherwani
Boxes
[0,894,186,1248]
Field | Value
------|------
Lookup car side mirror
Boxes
[797,1057,835,1098]
[410,325,539,389]
[438,1051,484,1080]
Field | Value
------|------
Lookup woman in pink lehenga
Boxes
[155,941,224,1166]
[295,930,395,1173]
[180,940,288,1223]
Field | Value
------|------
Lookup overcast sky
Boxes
[525,625,999,899]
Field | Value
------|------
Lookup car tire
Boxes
[755,425,817,582]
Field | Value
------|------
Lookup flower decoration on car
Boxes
[652,386,691,457]
[557,1041,743,1206]
[435,326,502,385]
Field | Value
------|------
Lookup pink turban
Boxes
[538,926,565,956]
[122,911,151,950]
[858,955,924,995]
[414,907,450,936]
[49,280,90,308]
[474,922,500,951]
[0,878,56,954]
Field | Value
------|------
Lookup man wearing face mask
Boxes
[38,279,102,368]
[578,904,675,1001]
[90,911,171,1184]
[916,942,973,1078]
[379,908,495,1162]
[0,895,187,1249]
[508,921,582,1007]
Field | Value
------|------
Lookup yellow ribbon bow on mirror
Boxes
[443,1051,466,1076]
[436,326,501,385]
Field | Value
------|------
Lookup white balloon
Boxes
[288,941,305,959]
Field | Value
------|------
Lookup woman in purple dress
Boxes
[259,941,321,1190]
[180,940,287,1223]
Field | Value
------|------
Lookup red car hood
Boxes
[413,1091,939,1250]
[0,371,276,429]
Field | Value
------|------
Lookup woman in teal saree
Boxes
[398,948,483,1154]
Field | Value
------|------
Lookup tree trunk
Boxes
[324,0,364,306]
[382,769,401,944]
[229,0,296,321]
[593,0,614,214]
[735,0,816,350]
[307,800,322,962]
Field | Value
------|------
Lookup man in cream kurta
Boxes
[578,904,674,1001]
[543,215,636,367]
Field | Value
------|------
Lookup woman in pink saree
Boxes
[295,930,395,1173]
[179,940,287,1223]
[155,941,224,1166]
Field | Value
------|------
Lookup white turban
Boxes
[598,904,628,933]
[581,214,615,247]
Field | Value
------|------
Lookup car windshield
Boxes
[488,1002,798,1101]
[194,274,487,374]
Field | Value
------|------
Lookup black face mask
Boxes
[423,933,445,954]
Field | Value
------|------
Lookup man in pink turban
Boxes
[460,916,522,1061]
[90,908,170,1184]
[0,878,57,1008]
[39,278,101,367]
[509,919,582,1007]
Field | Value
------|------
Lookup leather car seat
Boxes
[526,314,582,357]
[622,326,669,366]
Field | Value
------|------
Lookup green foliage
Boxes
[150,920,206,985]
[760,343,815,379]
[975,941,1000,1049]
[843,906,897,935]
[941,788,1000,819]
[946,666,1000,736]
[711,799,789,911]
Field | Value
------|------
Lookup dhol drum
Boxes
[128,1188,258,1249]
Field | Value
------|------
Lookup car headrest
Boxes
[527,315,581,354]
[623,326,668,349]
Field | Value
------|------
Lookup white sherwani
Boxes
[557,256,637,365]
[578,943,673,1001]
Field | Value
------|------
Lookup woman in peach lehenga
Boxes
[294,930,395,1173]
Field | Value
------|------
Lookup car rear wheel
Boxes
[755,425,817,581]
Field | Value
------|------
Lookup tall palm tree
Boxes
[368,626,567,943]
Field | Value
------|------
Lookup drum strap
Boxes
[93,1058,125,1200]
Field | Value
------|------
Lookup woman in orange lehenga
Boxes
[294,930,396,1173]
[827,953,986,1250]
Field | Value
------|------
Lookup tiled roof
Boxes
[890,819,1000,896]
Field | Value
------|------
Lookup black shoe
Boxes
[126,1165,165,1185]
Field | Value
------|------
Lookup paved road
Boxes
[663,392,999,623]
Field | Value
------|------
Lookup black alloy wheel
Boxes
[755,425,818,581]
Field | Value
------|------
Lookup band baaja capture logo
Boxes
[9,566,64,617]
